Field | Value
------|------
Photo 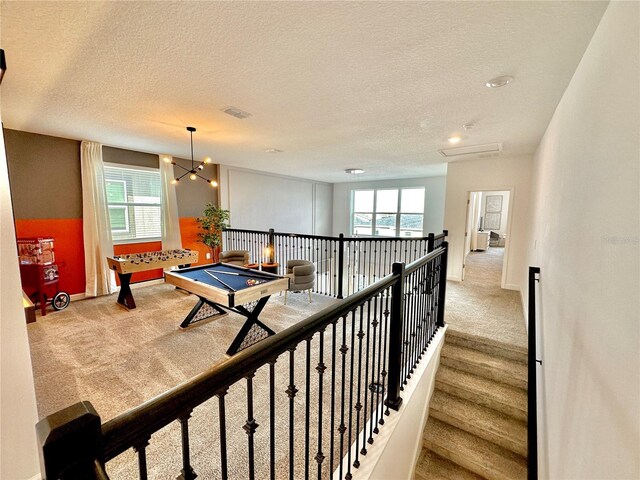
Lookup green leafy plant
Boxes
[195,203,230,261]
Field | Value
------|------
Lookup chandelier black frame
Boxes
[171,127,217,187]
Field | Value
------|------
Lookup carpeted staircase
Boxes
[415,330,528,480]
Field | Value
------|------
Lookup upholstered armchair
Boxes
[284,259,316,304]
[219,249,250,266]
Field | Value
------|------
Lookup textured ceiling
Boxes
[0,1,607,183]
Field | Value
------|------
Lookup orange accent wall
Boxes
[15,219,86,295]
[14,218,212,296]
[179,217,219,265]
[113,241,163,284]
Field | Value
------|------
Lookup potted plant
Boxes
[195,203,230,262]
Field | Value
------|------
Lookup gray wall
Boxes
[172,158,218,218]
[219,165,332,234]
[4,129,82,219]
[5,130,219,221]
[332,176,446,237]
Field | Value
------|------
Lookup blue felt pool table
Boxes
[165,263,289,354]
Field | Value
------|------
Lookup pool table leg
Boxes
[226,296,276,355]
[180,297,227,328]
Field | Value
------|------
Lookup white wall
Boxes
[0,128,41,478]
[332,176,446,237]
[340,327,446,480]
[444,155,532,290]
[219,166,333,235]
[525,3,639,478]
[313,183,333,236]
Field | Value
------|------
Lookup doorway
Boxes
[462,189,512,288]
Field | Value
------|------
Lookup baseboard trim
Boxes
[130,278,164,289]
[70,278,164,302]
[503,283,520,291]
[70,293,86,302]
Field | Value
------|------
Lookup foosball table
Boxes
[107,249,198,309]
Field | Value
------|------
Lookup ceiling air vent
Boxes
[221,106,252,119]
[438,143,502,159]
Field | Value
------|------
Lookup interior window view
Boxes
[0,2,637,480]
[352,188,425,237]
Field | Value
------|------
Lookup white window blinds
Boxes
[104,164,162,242]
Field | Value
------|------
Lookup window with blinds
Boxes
[104,164,162,242]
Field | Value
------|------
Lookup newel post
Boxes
[337,233,345,299]
[427,233,435,253]
[436,241,449,328]
[385,261,405,411]
[36,401,104,479]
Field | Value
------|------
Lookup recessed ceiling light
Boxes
[265,148,283,153]
[221,106,252,119]
[448,136,462,144]
[486,75,513,88]
[345,168,364,174]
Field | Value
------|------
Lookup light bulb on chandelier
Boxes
[171,127,218,188]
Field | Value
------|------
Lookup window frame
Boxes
[104,163,162,244]
[350,187,425,238]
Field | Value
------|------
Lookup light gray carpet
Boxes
[444,247,527,349]
[28,284,335,421]
[28,284,390,479]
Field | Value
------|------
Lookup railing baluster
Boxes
[217,390,228,480]
[316,328,326,479]
[338,314,348,480]
[244,372,258,480]
[363,295,380,444]
[286,347,298,480]
[346,309,356,479]
[361,298,372,456]
[329,319,338,476]
[177,411,196,480]
[305,337,312,480]
[133,437,150,480]
[353,305,365,468]
[269,360,277,480]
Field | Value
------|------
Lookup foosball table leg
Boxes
[116,273,136,310]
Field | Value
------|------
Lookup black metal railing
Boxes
[528,266,541,480]
[223,228,447,298]
[36,243,449,480]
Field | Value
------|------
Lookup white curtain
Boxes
[160,155,182,250]
[81,141,116,296]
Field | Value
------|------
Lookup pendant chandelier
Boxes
[168,126,218,187]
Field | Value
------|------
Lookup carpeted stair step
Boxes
[440,344,527,389]
[424,417,527,480]
[414,447,484,480]
[435,365,527,421]
[429,390,527,457]
[445,330,527,365]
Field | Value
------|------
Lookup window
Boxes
[351,188,425,237]
[104,164,161,242]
